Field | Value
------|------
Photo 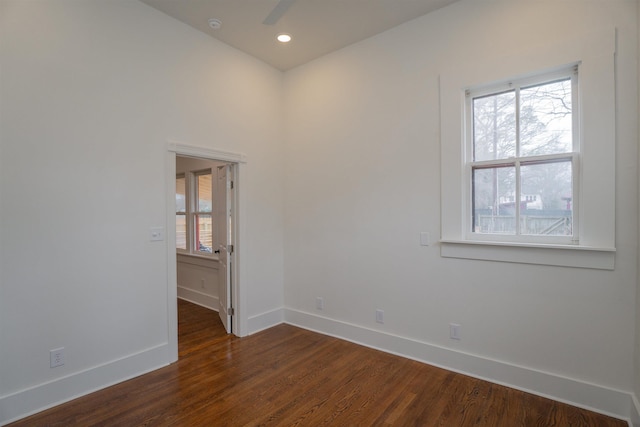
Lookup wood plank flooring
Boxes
[9,299,626,426]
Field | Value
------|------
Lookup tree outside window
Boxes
[469,71,576,238]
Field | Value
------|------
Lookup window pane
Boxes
[176,215,186,250]
[520,161,572,236]
[176,176,186,213]
[473,166,516,234]
[520,79,572,156]
[197,173,212,213]
[473,91,516,161]
[195,214,213,253]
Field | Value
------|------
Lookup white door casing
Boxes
[167,142,247,363]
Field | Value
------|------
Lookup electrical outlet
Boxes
[376,309,384,324]
[50,348,65,368]
[316,297,324,310]
[450,323,461,340]
[201,278,205,289]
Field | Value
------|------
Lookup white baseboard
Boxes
[248,307,284,335]
[284,308,635,424]
[0,343,171,426]
[631,393,640,427]
[177,287,218,311]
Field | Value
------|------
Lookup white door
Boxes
[216,164,233,333]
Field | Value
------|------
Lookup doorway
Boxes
[175,156,234,333]
[166,143,246,363]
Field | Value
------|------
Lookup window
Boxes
[194,171,213,254]
[439,28,615,269]
[467,69,577,245]
[176,174,187,250]
[176,169,214,255]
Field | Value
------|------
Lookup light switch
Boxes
[150,227,164,242]
[420,232,430,246]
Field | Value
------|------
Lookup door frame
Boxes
[166,142,247,362]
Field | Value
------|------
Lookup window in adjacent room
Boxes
[175,169,214,255]
[176,174,187,251]
[467,67,578,245]
[194,170,213,254]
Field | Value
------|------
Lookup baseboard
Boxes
[284,308,634,423]
[248,307,284,335]
[0,344,171,426]
[631,393,640,427]
[177,286,218,311]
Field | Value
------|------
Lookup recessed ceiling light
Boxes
[208,18,222,30]
[276,33,292,43]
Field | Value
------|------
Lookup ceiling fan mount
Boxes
[262,0,296,25]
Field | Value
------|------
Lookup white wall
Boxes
[177,254,219,310]
[283,0,638,419]
[0,0,284,423]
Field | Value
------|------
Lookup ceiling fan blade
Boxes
[262,0,296,25]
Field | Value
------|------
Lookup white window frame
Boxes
[192,169,214,255]
[176,173,189,254]
[176,169,215,257]
[439,28,616,270]
[464,67,579,246]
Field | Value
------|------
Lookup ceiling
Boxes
[140,0,460,71]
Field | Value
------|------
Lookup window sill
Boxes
[177,252,219,267]
[440,240,615,270]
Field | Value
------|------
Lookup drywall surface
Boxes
[0,0,284,422]
[283,0,637,410]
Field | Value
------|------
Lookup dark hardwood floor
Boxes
[10,299,626,426]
